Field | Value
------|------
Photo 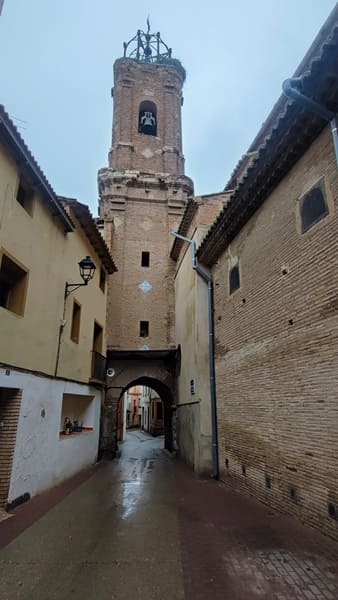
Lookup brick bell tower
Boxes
[98,22,194,351]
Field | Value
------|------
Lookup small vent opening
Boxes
[265,475,272,489]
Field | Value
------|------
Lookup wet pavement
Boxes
[0,430,338,599]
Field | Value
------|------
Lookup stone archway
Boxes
[118,376,174,451]
[99,349,178,458]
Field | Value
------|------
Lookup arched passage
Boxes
[118,376,174,452]
[99,349,178,459]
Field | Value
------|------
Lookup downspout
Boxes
[171,231,219,479]
[282,77,338,165]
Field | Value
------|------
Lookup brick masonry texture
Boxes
[0,388,21,506]
[110,58,185,175]
[99,56,192,351]
[100,187,185,350]
[211,126,338,540]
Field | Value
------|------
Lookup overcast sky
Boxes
[0,1,337,213]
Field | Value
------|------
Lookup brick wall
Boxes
[0,387,22,507]
[99,54,193,351]
[212,125,338,539]
[100,186,185,350]
[110,58,185,175]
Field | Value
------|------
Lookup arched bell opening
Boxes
[138,101,157,136]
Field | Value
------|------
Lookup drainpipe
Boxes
[282,77,338,165]
[171,231,219,479]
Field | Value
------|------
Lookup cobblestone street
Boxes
[0,431,337,600]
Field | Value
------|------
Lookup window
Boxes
[16,178,34,216]
[0,253,28,316]
[99,267,106,293]
[70,300,81,343]
[229,264,240,295]
[141,251,150,267]
[138,101,157,136]
[93,321,103,354]
[139,320,149,337]
[299,182,328,233]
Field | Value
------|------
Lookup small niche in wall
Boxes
[289,485,297,501]
[265,475,272,489]
[242,465,246,477]
[225,458,229,468]
[141,251,150,267]
[139,321,149,338]
[328,502,338,520]
[60,393,95,437]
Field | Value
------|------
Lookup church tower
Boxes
[98,23,193,351]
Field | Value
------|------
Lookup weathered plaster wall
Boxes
[174,195,225,474]
[0,369,101,504]
[0,143,108,383]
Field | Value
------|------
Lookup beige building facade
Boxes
[171,195,226,473]
[0,106,116,508]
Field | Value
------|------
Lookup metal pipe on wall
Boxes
[282,77,338,165]
[171,231,219,479]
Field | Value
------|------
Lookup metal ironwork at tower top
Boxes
[123,18,172,63]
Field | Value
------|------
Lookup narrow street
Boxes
[0,431,337,600]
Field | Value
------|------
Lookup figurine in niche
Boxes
[139,110,157,135]
[73,420,83,433]
[64,417,73,435]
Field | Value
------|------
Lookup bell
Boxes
[144,44,152,58]
[142,112,155,126]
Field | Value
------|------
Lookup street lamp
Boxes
[65,256,96,297]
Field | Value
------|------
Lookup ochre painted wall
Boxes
[174,196,225,474]
[0,144,108,383]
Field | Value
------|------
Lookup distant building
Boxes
[126,386,142,429]
[0,106,116,508]
[140,386,164,436]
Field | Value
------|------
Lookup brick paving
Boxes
[176,462,338,600]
